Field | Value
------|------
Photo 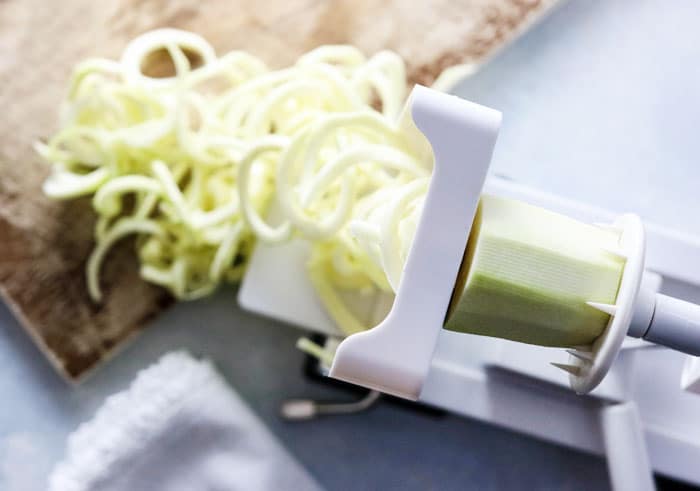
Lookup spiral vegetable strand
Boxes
[39,29,431,334]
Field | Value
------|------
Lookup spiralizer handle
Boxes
[642,294,700,356]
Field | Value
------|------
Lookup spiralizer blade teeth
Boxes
[566,349,593,362]
[573,344,593,352]
[586,301,618,316]
[551,362,581,376]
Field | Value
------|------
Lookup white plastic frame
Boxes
[329,85,501,399]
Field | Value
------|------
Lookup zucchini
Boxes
[444,195,625,347]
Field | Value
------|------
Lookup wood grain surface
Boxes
[0,0,558,380]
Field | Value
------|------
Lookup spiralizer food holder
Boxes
[329,85,700,400]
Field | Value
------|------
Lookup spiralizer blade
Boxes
[329,85,502,400]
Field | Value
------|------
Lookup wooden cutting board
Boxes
[0,0,559,380]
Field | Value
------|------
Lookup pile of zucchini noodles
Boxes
[38,29,432,336]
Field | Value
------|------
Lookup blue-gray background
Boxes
[2,1,699,489]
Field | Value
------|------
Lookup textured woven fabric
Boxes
[49,351,323,491]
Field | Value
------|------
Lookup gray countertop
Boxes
[3,0,699,489]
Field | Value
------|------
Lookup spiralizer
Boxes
[329,85,700,400]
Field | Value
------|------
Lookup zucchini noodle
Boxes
[39,29,432,334]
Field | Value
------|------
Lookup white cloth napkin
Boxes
[49,352,323,491]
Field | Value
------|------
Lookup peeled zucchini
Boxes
[444,195,625,347]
